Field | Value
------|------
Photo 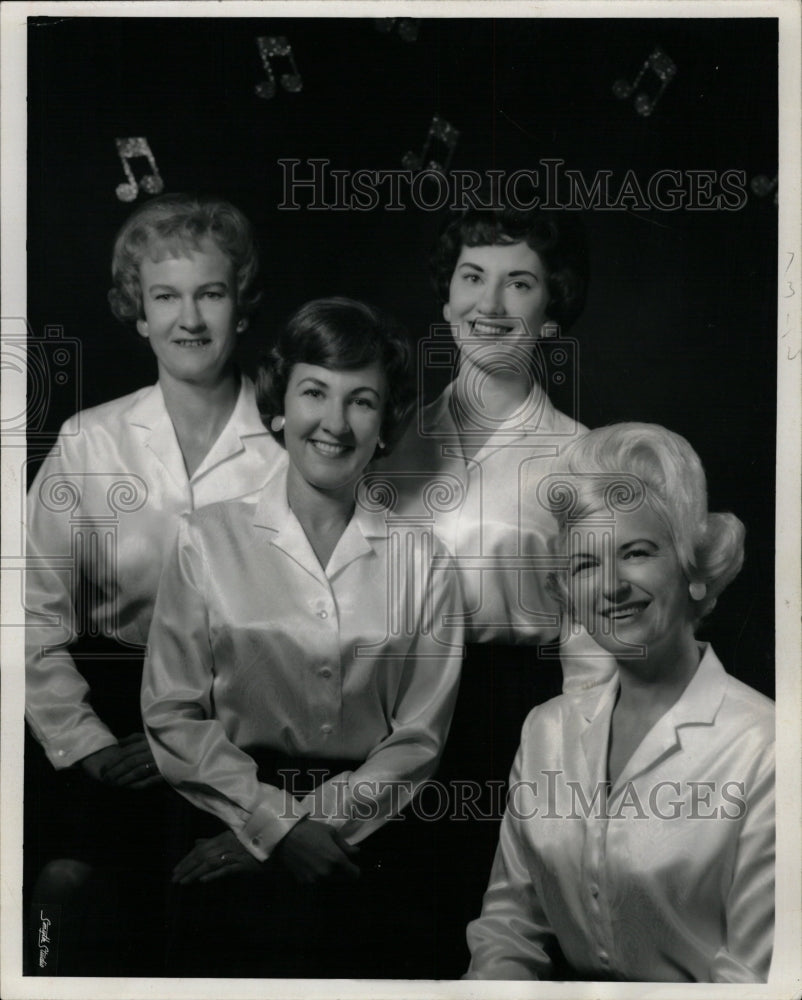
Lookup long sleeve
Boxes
[300,550,464,844]
[710,740,775,983]
[465,747,556,979]
[25,426,118,768]
[141,517,310,862]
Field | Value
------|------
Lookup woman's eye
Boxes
[154,293,174,302]
[203,291,224,300]
[303,388,323,398]
[462,273,481,284]
[352,397,377,409]
[510,281,533,291]
[623,547,651,560]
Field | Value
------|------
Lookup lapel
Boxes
[578,676,620,788]
[191,376,268,481]
[612,644,727,792]
[125,383,187,489]
[252,471,382,588]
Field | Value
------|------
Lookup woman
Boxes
[466,424,774,982]
[24,193,284,974]
[141,297,464,978]
[381,204,611,971]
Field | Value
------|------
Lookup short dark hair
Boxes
[256,297,415,458]
[430,206,589,331]
[108,193,261,323]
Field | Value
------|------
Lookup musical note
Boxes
[750,173,778,205]
[255,36,303,100]
[613,47,677,117]
[403,115,460,174]
[114,138,164,202]
[374,18,420,42]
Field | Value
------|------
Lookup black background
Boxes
[27,15,777,695]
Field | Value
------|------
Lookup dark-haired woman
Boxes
[24,194,284,974]
[142,298,464,978]
[382,205,613,973]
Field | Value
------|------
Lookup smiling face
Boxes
[136,237,241,387]
[282,361,387,498]
[568,502,695,664]
[444,241,551,376]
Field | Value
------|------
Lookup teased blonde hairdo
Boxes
[546,423,745,623]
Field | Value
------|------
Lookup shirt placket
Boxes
[583,810,616,975]
[308,586,341,745]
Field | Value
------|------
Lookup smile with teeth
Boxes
[309,439,351,457]
[174,338,212,348]
[471,318,517,337]
[601,600,650,621]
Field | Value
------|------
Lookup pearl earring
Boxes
[689,581,707,601]
[270,415,285,432]
[377,438,386,450]
[236,319,248,333]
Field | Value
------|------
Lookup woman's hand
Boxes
[273,818,361,885]
[172,830,263,885]
[80,733,163,789]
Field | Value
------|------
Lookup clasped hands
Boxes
[80,733,162,790]
[172,818,360,887]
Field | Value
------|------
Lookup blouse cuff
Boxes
[39,725,118,771]
[236,792,313,862]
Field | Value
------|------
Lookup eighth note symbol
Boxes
[613,47,677,117]
[403,115,460,174]
[114,138,164,203]
[255,36,303,100]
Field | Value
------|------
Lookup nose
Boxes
[477,280,505,315]
[179,296,206,333]
[602,563,631,603]
[321,398,350,437]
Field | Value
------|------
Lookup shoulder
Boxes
[518,688,584,751]
[718,672,775,746]
[57,386,155,438]
[182,492,261,538]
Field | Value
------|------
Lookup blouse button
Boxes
[321,724,333,735]
[317,609,328,619]
[319,667,332,679]
[57,750,65,757]
[251,836,261,846]
[590,884,599,898]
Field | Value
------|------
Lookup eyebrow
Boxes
[147,281,229,292]
[458,262,539,280]
[296,377,381,396]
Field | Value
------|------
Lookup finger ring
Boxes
[219,853,229,863]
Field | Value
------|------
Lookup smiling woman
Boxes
[24,194,284,974]
[141,297,464,977]
[466,423,774,982]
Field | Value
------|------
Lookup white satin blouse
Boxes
[379,380,614,691]
[141,469,464,861]
[466,645,775,982]
[25,377,285,768]
[380,380,585,645]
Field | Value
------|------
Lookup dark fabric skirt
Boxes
[164,752,445,979]
[23,639,180,975]
[428,641,565,975]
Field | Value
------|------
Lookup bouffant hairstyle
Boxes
[256,297,415,459]
[544,423,745,624]
[108,194,261,323]
[430,205,589,331]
